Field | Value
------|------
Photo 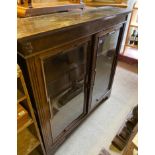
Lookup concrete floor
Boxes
[55,61,138,155]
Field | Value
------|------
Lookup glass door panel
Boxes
[43,45,87,140]
[91,30,120,109]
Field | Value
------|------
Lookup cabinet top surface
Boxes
[17,7,130,40]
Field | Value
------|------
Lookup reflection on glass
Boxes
[91,30,120,108]
[43,46,86,140]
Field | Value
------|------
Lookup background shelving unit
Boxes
[119,1,138,64]
[17,65,46,155]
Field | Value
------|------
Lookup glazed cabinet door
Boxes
[90,26,122,110]
[41,40,90,142]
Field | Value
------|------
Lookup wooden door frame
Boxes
[26,36,92,154]
[87,23,126,112]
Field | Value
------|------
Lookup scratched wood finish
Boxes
[17,7,130,40]
[18,7,130,155]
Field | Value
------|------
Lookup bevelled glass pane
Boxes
[43,46,86,140]
[91,30,120,108]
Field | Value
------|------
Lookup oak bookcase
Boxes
[17,65,45,155]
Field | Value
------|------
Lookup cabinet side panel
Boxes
[17,54,47,153]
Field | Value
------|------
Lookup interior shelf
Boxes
[18,117,33,134]
[17,89,27,103]
[133,7,138,10]
[130,23,138,28]
[29,148,43,155]
[17,128,40,155]
[126,44,138,49]
[134,3,138,10]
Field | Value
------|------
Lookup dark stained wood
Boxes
[26,57,53,153]
[17,14,127,58]
[108,23,127,89]
[17,7,130,40]
[18,7,130,155]
[86,23,126,111]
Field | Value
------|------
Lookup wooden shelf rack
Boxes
[119,1,138,64]
[17,65,45,155]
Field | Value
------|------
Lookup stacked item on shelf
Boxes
[17,65,45,155]
[129,28,138,47]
